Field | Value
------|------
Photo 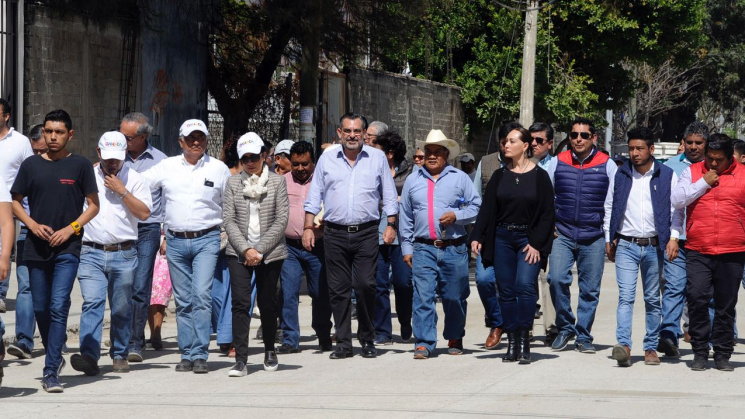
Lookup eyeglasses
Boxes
[122,133,143,141]
[413,155,424,160]
[569,132,591,140]
[532,137,547,145]
[240,154,262,163]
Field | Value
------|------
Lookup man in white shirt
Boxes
[70,132,152,376]
[141,119,231,374]
[604,127,682,367]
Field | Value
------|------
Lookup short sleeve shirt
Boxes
[11,154,98,261]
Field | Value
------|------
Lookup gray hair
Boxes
[683,121,709,141]
[122,112,153,136]
[368,121,389,136]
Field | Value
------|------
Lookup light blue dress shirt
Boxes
[124,143,168,224]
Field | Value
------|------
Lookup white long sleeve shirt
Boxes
[670,166,711,210]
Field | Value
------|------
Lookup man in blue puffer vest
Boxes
[603,127,684,367]
[545,117,617,353]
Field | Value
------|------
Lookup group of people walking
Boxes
[0,102,744,394]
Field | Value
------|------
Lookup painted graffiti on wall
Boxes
[149,69,184,132]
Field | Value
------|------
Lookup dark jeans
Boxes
[129,222,161,352]
[686,250,745,357]
[229,257,282,363]
[324,225,378,349]
[494,228,540,331]
[28,253,80,377]
[374,244,413,340]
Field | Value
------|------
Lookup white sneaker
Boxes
[228,362,247,377]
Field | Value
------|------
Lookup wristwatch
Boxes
[387,221,398,230]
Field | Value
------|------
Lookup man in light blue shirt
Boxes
[120,112,168,361]
[400,129,481,359]
[303,112,398,360]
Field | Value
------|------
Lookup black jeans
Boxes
[686,250,745,357]
[228,257,283,363]
[324,225,378,349]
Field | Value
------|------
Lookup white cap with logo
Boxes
[237,132,265,158]
[98,131,128,160]
[179,119,209,137]
[275,139,294,156]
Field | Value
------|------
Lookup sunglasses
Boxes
[240,154,262,163]
[532,137,547,145]
[413,155,424,160]
[569,131,592,140]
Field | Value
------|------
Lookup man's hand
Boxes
[104,174,127,195]
[49,225,75,247]
[0,256,10,281]
[302,228,315,251]
[606,241,617,262]
[470,241,481,256]
[403,254,413,268]
[703,169,719,186]
[439,211,457,227]
[160,239,167,255]
[666,239,680,262]
[29,221,54,241]
[382,226,396,244]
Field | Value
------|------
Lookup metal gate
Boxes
[0,0,21,129]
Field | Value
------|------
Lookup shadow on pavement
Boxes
[0,386,39,398]
[60,374,122,390]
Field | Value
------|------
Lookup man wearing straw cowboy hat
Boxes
[399,129,481,359]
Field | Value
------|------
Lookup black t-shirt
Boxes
[11,154,98,261]
[495,166,540,225]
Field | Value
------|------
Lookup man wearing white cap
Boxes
[273,139,294,175]
[70,131,152,376]
[459,153,477,182]
[399,129,481,359]
[141,119,231,374]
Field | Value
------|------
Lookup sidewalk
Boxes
[2,261,745,418]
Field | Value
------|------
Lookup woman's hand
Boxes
[243,248,263,266]
[522,244,540,265]
[470,241,481,256]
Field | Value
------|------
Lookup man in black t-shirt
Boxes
[11,109,100,393]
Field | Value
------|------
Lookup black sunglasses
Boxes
[569,131,592,140]
[240,154,262,163]
[413,155,424,160]
[532,136,547,145]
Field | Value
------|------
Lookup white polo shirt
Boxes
[0,128,33,191]
[83,166,153,245]
[141,153,231,232]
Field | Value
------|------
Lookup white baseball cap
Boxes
[275,139,294,156]
[459,153,475,163]
[179,119,209,137]
[98,131,128,160]
[237,132,265,158]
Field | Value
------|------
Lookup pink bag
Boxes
[150,252,173,307]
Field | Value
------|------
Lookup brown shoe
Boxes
[112,359,130,373]
[612,344,631,367]
[645,350,660,366]
[485,327,503,350]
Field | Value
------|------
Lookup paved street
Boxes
[2,261,745,418]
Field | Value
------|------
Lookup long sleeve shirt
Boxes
[399,165,481,255]
[304,145,398,224]
[670,166,710,209]
[124,143,168,223]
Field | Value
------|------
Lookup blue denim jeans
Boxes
[129,222,161,353]
[661,245,687,346]
[374,244,413,340]
[614,240,662,350]
[28,253,80,376]
[547,233,605,343]
[15,227,36,350]
[475,253,503,328]
[493,228,540,331]
[166,229,220,361]
[78,246,138,360]
[412,242,470,352]
[280,240,332,348]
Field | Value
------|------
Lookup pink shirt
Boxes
[284,172,322,240]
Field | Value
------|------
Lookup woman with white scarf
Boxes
[224,132,289,377]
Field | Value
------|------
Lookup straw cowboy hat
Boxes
[416,129,460,158]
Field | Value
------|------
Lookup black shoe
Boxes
[502,331,519,362]
[175,359,194,372]
[7,342,32,359]
[149,338,164,351]
[534,304,542,319]
[319,340,333,352]
[400,323,413,342]
[518,329,531,364]
[545,330,559,346]
[657,337,680,357]
[218,344,231,354]
[70,354,100,376]
[690,353,707,371]
[361,341,377,358]
[192,359,209,374]
[551,331,574,351]
[276,343,299,355]
[329,347,353,359]
[715,355,734,372]
[264,351,279,371]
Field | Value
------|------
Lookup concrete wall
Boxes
[348,69,466,157]
[24,5,125,160]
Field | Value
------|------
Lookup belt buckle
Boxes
[347,225,359,233]
[433,239,444,248]
[506,225,515,231]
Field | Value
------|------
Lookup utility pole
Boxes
[299,0,322,145]
[518,0,538,128]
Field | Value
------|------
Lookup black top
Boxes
[11,154,98,262]
[470,165,556,268]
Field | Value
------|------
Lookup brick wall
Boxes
[24,5,127,160]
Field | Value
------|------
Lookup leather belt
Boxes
[325,220,378,233]
[83,240,135,252]
[618,234,659,247]
[286,237,303,248]
[415,236,467,249]
[498,223,529,231]
[168,226,219,239]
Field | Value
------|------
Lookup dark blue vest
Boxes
[607,161,673,250]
